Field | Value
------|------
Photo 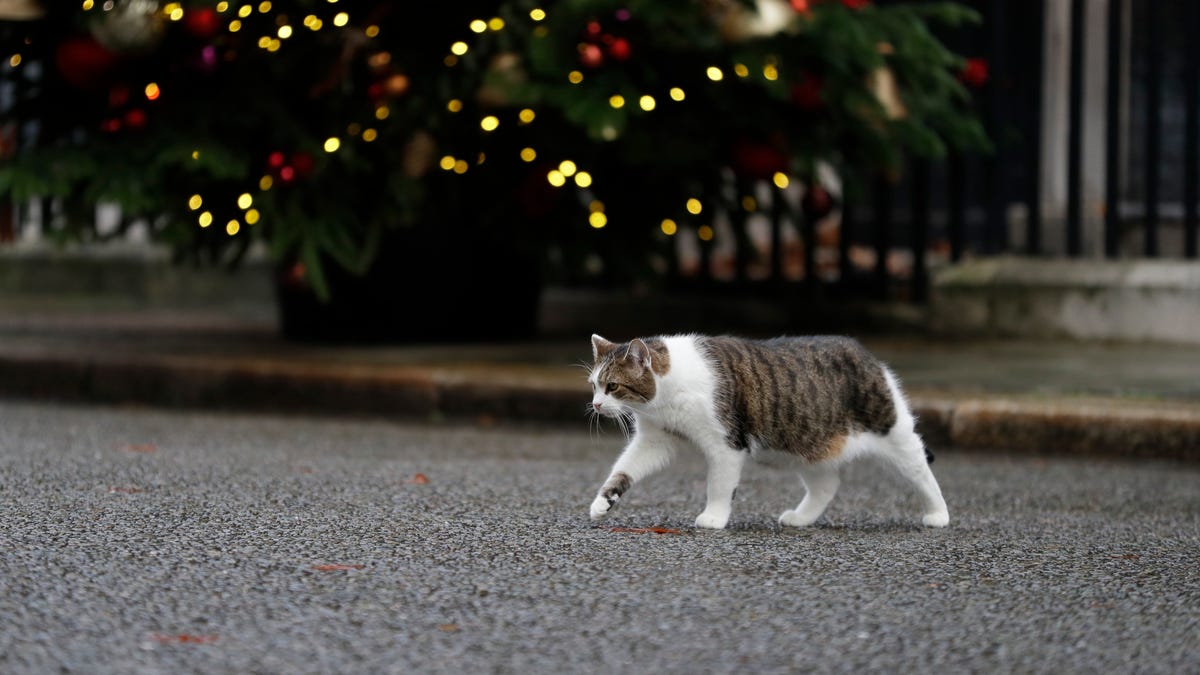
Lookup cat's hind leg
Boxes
[779,462,840,527]
[883,429,949,527]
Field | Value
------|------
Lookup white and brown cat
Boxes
[587,334,949,529]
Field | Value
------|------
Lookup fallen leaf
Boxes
[438,623,459,632]
[312,563,365,572]
[108,486,144,494]
[410,473,430,485]
[609,526,683,535]
[118,443,157,453]
[150,633,218,645]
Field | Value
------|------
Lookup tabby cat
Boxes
[587,334,949,529]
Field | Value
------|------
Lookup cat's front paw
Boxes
[590,494,617,520]
[694,511,729,530]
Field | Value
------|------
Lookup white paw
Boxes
[694,511,729,530]
[590,494,615,520]
[778,509,819,528]
[922,511,950,528]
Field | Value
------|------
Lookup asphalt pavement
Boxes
[2,400,1197,674]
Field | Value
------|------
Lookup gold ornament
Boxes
[0,0,44,20]
[89,0,166,55]
[476,52,526,108]
[707,0,797,43]
[867,66,907,120]
[402,131,437,178]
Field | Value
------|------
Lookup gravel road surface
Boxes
[1,401,1197,674]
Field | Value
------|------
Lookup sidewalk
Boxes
[0,303,1197,462]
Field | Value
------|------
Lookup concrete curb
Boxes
[0,350,1196,462]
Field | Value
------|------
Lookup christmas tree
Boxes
[0,0,988,308]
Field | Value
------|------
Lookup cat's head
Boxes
[588,334,666,417]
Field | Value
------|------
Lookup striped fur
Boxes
[588,333,949,530]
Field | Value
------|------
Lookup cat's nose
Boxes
[593,402,603,410]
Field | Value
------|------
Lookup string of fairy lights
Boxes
[14,1,798,243]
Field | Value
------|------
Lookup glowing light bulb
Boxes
[558,160,577,177]
[450,41,468,56]
[188,195,203,210]
[520,148,537,162]
[323,137,341,152]
[530,8,546,21]
[589,212,607,229]
[698,225,715,241]
[470,19,487,33]
[661,219,678,236]
[639,95,656,111]
[608,95,625,109]
[763,64,779,81]
[362,128,378,142]
[547,170,566,187]
[439,156,456,171]
[568,71,584,84]
[447,99,463,113]
[245,209,260,225]
[518,109,536,124]
[488,17,505,30]
[144,83,160,100]
[277,25,293,39]
[773,173,789,189]
[198,212,213,228]
[333,11,348,26]
[259,175,274,190]
[734,63,749,78]
[574,172,592,188]
[687,198,702,215]
[670,87,686,101]
[237,193,253,209]
[226,220,241,236]
[480,116,499,131]
[706,66,724,81]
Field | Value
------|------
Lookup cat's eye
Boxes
[605,382,619,393]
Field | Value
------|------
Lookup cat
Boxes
[586,333,949,530]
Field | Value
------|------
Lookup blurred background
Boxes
[1,0,1197,345]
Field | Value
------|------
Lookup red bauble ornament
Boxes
[960,58,989,88]
[730,140,790,181]
[55,36,119,90]
[291,151,315,179]
[123,108,147,130]
[801,183,836,221]
[607,37,631,62]
[586,21,603,37]
[267,151,286,169]
[183,7,222,40]
[579,43,604,68]
[790,75,823,111]
[108,85,130,108]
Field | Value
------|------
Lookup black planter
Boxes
[276,225,542,344]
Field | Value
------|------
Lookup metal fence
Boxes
[672,0,1200,302]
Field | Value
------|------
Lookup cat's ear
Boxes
[627,338,652,371]
[591,334,617,361]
